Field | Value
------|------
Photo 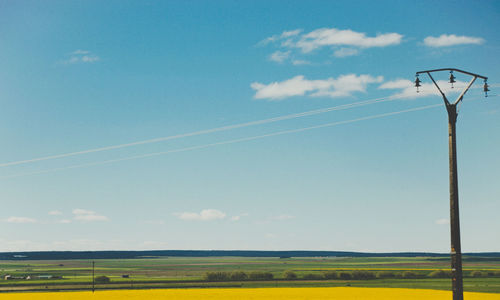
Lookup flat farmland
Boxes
[0,256,499,293]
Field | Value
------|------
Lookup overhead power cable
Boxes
[1,103,442,179]
[0,95,405,168]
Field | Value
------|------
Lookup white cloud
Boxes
[175,209,226,221]
[81,55,99,63]
[270,214,295,221]
[62,50,100,65]
[72,49,90,55]
[436,218,450,225]
[230,213,248,222]
[295,28,403,53]
[269,50,291,63]
[334,47,359,58]
[259,29,302,46]
[48,210,63,215]
[58,219,71,224]
[291,60,311,65]
[260,27,402,64]
[72,208,95,215]
[423,34,484,47]
[379,78,469,99]
[72,208,108,222]
[379,79,412,90]
[281,29,302,38]
[251,74,383,100]
[5,216,37,223]
[74,214,108,221]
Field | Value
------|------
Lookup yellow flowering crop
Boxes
[1,287,500,300]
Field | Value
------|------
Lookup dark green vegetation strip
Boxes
[2,251,499,260]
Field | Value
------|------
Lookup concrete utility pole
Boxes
[415,68,489,300]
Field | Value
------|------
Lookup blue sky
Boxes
[1,0,499,252]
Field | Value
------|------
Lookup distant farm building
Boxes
[4,275,27,280]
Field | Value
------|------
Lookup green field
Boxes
[1,256,499,293]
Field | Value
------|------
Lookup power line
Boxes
[1,103,442,180]
[0,95,406,168]
[1,82,495,169]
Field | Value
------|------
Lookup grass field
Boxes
[1,256,499,293]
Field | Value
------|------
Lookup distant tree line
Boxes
[204,271,274,281]
[204,270,500,282]
[6,250,500,260]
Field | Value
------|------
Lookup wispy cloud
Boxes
[435,218,449,225]
[269,214,295,221]
[269,50,291,63]
[230,213,248,222]
[72,50,90,55]
[291,59,311,65]
[72,208,108,222]
[48,210,63,216]
[251,74,383,100]
[259,29,303,46]
[333,47,359,58]
[423,34,484,47]
[62,50,100,65]
[175,209,226,221]
[5,216,37,223]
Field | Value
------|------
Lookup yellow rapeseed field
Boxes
[1,287,500,300]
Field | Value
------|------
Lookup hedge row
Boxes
[204,271,273,281]
[204,270,500,282]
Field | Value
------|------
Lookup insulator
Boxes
[484,81,489,97]
[449,71,456,88]
[415,75,421,93]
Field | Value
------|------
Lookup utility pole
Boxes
[415,68,489,300]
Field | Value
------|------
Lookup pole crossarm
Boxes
[416,68,488,107]
[416,68,488,80]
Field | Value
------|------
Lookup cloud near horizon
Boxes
[251,74,383,100]
[72,208,108,222]
[5,216,37,223]
[423,34,484,47]
[435,218,450,225]
[270,214,295,221]
[175,209,226,221]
